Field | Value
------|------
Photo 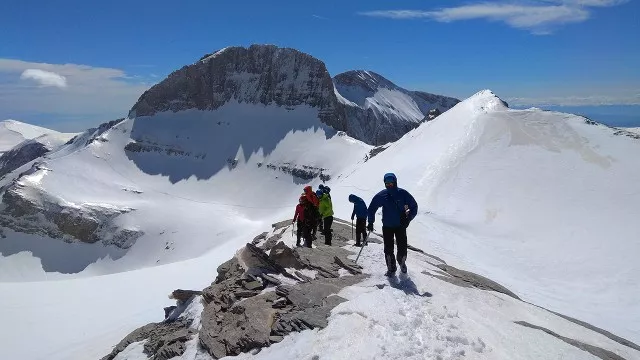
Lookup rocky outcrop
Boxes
[0,171,141,248]
[101,319,196,360]
[334,70,459,145]
[129,45,346,132]
[104,220,367,359]
[0,141,49,179]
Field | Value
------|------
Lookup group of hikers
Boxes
[292,173,419,276]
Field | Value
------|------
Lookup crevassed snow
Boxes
[1,90,639,359]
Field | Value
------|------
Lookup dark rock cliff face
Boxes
[129,45,346,132]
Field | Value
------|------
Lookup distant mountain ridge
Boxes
[334,70,459,145]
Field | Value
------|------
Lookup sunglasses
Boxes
[385,182,394,186]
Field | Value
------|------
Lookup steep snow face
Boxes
[0,120,72,155]
[333,70,459,145]
[328,89,640,344]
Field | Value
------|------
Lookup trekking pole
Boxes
[351,219,354,239]
[354,230,372,264]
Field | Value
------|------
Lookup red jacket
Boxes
[293,204,305,222]
[303,186,319,207]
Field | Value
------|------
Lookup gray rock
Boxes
[170,289,203,303]
[129,45,346,133]
[0,178,139,247]
[240,243,298,281]
[269,241,304,269]
[100,319,195,360]
[269,335,284,343]
[0,141,49,179]
[514,321,626,360]
[334,70,459,145]
[259,273,282,286]
[252,232,268,244]
[243,280,264,291]
[434,264,520,300]
[261,233,282,252]
[199,292,279,358]
[276,275,365,310]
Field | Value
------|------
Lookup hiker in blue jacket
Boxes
[348,194,368,247]
[367,173,418,276]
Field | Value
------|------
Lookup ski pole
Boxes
[351,219,354,239]
[355,230,372,264]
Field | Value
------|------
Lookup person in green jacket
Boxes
[318,191,334,245]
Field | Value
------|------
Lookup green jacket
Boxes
[319,193,334,218]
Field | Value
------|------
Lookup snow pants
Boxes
[355,218,367,245]
[323,216,334,245]
[382,226,408,272]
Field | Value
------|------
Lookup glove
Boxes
[367,223,374,232]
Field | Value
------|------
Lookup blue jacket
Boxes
[367,186,418,227]
[348,194,368,219]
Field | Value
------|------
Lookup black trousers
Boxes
[296,220,304,245]
[303,222,313,248]
[323,216,334,245]
[355,218,366,244]
[382,226,408,268]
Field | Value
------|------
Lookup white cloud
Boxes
[0,59,151,129]
[20,69,67,88]
[359,0,628,34]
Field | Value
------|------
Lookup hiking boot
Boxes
[354,242,362,247]
[398,256,407,274]
[400,263,407,274]
[385,269,396,277]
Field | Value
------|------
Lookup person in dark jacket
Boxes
[301,197,317,248]
[303,186,320,238]
[292,196,306,247]
[315,189,324,233]
[349,194,368,247]
[367,173,418,276]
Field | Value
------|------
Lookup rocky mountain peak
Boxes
[333,70,397,94]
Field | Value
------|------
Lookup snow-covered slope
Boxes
[624,127,640,134]
[0,47,372,280]
[329,90,640,344]
[334,70,459,145]
[1,88,639,359]
[0,120,73,155]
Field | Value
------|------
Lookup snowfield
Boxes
[0,119,75,155]
[1,90,639,359]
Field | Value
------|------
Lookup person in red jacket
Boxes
[303,186,321,238]
[292,196,306,247]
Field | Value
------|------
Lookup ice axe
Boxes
[354,230,371,264]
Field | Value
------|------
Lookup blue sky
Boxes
[1,0,638,131]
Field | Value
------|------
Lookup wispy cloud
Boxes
[359,0,628,34]
[20,69,67,88]
[312,14,329,20]
[0,59,152,130]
